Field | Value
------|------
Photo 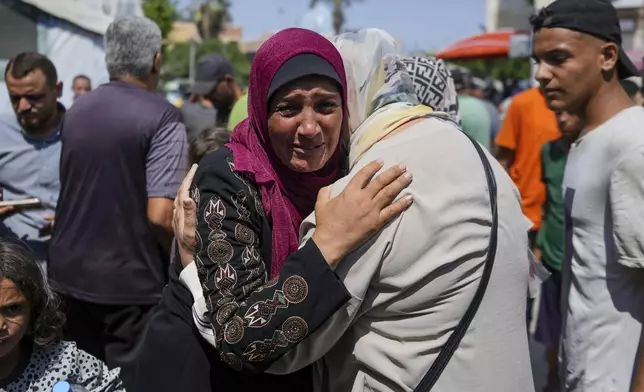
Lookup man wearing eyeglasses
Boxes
[0,52,64,268]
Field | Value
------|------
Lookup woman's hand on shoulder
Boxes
[312,160,413,267]
[174,164,199,268]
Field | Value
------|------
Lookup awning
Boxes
[435,30,520,60]
[21,0,114,35]
[437,31,644,68]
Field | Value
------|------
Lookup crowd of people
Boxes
[0,0,644,391]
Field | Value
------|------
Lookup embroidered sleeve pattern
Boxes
[193,151,351,374]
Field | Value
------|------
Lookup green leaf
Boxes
[142,0,177,39]
[438,56,532,80]
[163,38,251,85]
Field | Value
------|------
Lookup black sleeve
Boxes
[193,149,350,374]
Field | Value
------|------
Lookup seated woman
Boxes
[0,238,124,391]
[180,29,535,391]
[127,27,411,392]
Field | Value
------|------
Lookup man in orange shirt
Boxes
[495,87,561,248]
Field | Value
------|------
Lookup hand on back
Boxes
[312,160,413,267]
[172,160,414,270]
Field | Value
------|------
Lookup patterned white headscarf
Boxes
[331,29,438,167]
[401,56,461,124]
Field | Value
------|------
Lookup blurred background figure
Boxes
[493,86,561,331]
[494,86,560,251]
[0,52,63,268]
[451,68,492,150]
[469,76,502,141]
[71,74,92,102]
[226,90,248,131]
[188,126,230,164]
[181,54,242,141]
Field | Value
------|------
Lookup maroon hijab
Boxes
[226,28,348,278]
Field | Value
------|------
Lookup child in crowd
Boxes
[0,238,124,391]
[534,111,583,392]
[188,127,231,165]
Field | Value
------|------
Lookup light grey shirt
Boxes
[561,106,644,392]
[0,109,62,261]
[180,102,225,141]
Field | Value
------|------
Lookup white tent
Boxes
[0,0,142,112]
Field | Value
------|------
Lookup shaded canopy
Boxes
[435,31,517,60]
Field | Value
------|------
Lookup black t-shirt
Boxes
[49,81,188,305]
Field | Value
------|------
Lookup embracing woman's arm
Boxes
[177,155,412,374]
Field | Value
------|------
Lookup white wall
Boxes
[0,0,144,113]
[533,0,555,9]
[39,15,109,108]
[486,0,532,31]
[614,0,644,8]
[80,0,143,19]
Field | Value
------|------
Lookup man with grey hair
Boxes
[49,16,188,371]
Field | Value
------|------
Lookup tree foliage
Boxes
[441,57,532,80]
[196,1,232,39]
[164,38,251,85]
[145,0,247,84]
[142,0,177,39]
[309,0,364,35]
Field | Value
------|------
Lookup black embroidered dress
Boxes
[126,147,350,392]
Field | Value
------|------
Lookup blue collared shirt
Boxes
[0,106,63,261]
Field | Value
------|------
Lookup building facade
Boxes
[487,0,644,53]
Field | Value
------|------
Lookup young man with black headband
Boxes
[531,1,644,391]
